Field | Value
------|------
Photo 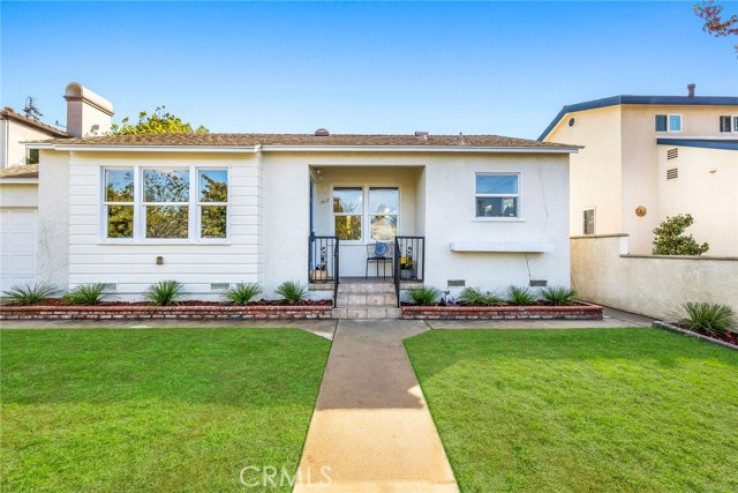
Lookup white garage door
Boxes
[0,209,38,292]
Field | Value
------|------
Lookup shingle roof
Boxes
[0,164,38,180]
[31,132,578,150]
[0,108,69,138]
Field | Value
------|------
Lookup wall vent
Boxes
[529,280,548,287]
[102,283,117,292]
[211,283,230,291]
[447,280,466,288]
[667,148,678,160]
[666,168,679,180]
[583,209,595,235]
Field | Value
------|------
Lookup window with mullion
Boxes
[475,173,519,218]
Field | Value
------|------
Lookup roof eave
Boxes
[28,143,579,154]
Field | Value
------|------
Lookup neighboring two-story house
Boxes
[540,86,738,256]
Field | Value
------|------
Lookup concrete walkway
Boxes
[294,320,458,493]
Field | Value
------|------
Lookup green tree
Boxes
[111,106,209,135]
[652,214,709,256]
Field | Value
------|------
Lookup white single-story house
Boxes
[2,84,578,317]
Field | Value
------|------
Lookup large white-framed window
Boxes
[475,173,520,218]
[101,166,229,243]
[655,114,682,132]
[331,186,400,243]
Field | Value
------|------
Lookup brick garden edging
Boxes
[401,302,603,320]
[652,321,738,351]
[0,304,333,321]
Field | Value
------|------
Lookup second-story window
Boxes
[655,114,681,132]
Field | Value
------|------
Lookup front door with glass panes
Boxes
[332,187,399,242]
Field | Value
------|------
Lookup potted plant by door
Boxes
[400,255,414,280]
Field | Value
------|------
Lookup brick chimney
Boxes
[64,82,114,137]
[687,83,696,97]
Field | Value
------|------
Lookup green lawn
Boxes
[1,328,330,492]
[405,328,738,493]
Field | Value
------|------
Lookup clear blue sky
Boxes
[2,1,736,139]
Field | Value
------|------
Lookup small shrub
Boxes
[1,282,59,305]
[508,285,539,306]
[275,281,308,304]
[682,302,736,335]
[225,283,262,305]
[63,283,108,305]
[540,286,577,306]
[458,287,504,306]
[145,280,184,306]
[652,213,709,255]
[405,286,441,306]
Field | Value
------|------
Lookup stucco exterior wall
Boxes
[423,154,571,296]
[571,235,738,320]
[657,145,738,256]
[37,151,70,291]
[63,151,262,299]
[620,104,738,254]
[544,105,622,237]
[2,121,59,169]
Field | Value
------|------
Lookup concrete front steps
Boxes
[332,281,401,320]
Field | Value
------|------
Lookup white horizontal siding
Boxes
[67,153,262,297]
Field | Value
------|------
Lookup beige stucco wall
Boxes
[548,102,738,255]
[37,151,70,291]
[1,120,59,169]
[657,145,738,256]
[571,235,738,320]
[619,104,737,253]
[544,105,622,237]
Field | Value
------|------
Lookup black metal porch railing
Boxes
[393,236,425,307]
[308,234,339,305]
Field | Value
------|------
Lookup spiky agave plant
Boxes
[2,282,59,305]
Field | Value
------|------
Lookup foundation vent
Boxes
[667,168,679,180]
[211,283,230,291]
[529,280,548,288]
[447,280,466,288]
[102,283,117,292]
[667,148,678,160]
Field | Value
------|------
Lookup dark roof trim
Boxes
[657,138,738,151]
[538,95,738,141]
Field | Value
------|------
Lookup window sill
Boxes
[472,217,525,223]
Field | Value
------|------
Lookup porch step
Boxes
[334,281,399,319]
[332,306,402,320]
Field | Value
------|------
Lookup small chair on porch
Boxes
[366,242,393,279]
